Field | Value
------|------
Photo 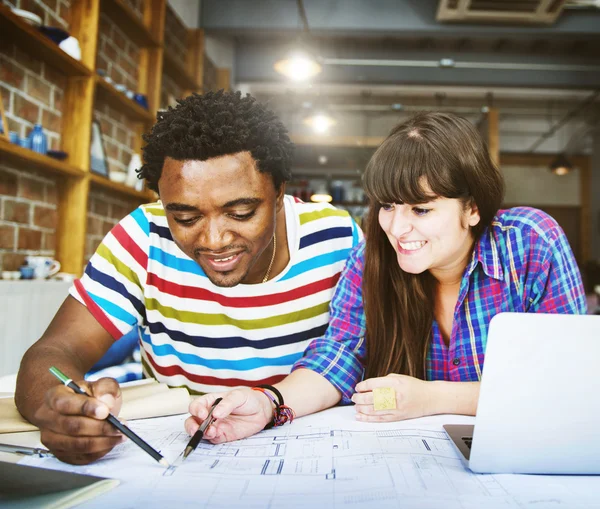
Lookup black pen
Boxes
[182,397,222,460]
[49,366,169,467]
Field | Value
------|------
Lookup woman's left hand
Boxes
[352,374,434,422]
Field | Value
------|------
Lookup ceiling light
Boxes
[318,155,328,165]
[304,113,336,134]
[274,50,322,81]
[549,153,573,176]
[310,183,332,203]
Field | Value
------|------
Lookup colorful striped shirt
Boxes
[293,207,587,404]
[71,195,363,394]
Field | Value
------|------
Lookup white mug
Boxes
[25,256,61,279]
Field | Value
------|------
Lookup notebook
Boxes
[0,461,119,509]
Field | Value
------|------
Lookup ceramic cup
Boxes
[2,271,21,280]
[25,256,61,279]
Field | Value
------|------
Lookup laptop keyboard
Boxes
[462,436,473,450]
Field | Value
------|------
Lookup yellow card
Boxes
[373,387,396,411]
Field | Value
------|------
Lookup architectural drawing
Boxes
[21,409,600,509]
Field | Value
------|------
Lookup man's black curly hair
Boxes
[139,90,294,192]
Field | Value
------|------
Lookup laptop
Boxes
[444,312,600,474]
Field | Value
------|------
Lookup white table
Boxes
[5,406,600,508]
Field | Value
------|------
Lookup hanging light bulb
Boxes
[549,153,573,176]
[303,112,336,134]
[274,49,322,81]
[274,1,322,81]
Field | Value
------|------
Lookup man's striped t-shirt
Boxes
[70,195,362,394]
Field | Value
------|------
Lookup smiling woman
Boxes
[182,111,587,445]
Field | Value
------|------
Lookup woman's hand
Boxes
[186,388,274,444]
[352,374,433,422]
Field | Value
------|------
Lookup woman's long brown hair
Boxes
[362,112,504,379]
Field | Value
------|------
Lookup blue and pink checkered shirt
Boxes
[293,207,587,404]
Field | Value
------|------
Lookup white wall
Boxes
[167,0,200,28]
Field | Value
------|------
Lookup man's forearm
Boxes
[429,381,480,416]
[15,344,86,423]
[274,368,342,417]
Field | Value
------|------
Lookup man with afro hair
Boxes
[16,90,362,464]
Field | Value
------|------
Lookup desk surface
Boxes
[8,407,600,509]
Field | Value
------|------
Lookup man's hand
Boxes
[186,388,274,444]
[33,377,125,464]
[351,374,433,422]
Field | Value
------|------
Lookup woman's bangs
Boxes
[364,137,440,205]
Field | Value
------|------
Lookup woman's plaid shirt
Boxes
[293,207,587,404]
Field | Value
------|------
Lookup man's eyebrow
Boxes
[222,198,262,208]
[164,203,198,212]
[164,198,262,212]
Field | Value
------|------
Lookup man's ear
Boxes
[468,200,481,227]
[276,183,286,212]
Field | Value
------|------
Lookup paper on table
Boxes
[19,408,600,509]
[0,382,190,434]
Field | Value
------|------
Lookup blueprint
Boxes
[20,407,600,509]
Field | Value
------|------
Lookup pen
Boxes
[0,442,52,457]
[182,397,222,460]
[49,366,170,468]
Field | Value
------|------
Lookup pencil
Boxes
[182,397,222,460]
[49,366,169,468]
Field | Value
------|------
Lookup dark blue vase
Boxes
[29,124,47,155]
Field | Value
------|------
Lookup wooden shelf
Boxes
[101,0,160,48]
[163,52,199,91]
[94,77,155,122]
[0,5,93,77]
[90,173,155,200]
[0,139,85,178]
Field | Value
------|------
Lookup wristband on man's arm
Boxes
[251,384,296,429]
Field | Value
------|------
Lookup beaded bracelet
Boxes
[252,384,296,429]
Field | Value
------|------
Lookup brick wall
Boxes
[94,103,139,177]
[160,4,194,108]
[0,32,65,150]
[96,13,140,93]
[123,0,142,20]
[0,0,68,271]
[164,4,187,68]
[86,187,141,263]
[89,11,143,254]
[160,73,185,110]
[0,163,58,270]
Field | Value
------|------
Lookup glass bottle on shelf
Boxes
[28,124,48,155]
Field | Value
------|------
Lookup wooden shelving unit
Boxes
[0,140,85,178]
[0,0,212,274]
[89,173,155,201]
[163,52,199,91]
[94,77,155,122]
[101,0,160,47]
[0,4,93,77]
